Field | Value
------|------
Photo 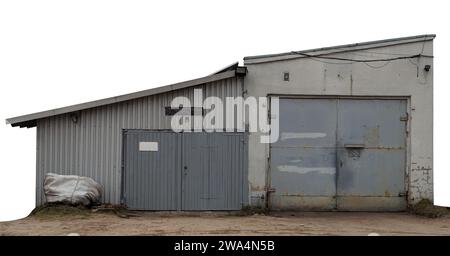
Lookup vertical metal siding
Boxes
[124,131,183,210]
[35,77,243,205]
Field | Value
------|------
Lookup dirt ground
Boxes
[1,210,450,236]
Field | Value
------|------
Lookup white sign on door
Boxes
[139,142,158,152]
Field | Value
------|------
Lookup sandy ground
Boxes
[1,211,450,236]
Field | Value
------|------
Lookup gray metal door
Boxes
[270,98,407,211]
[270,99,338,210]
[123,131,182,210]
[123,130,247,210]
[336,99,407,211]
[182,133,248,210]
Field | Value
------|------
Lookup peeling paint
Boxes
[363,126,380,145]
[409,165,433,202]
[280,132,327,141]
[277,165,336,175]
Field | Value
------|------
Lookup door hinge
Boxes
[400,114,408,121]
[399,191,407,197]
[267,187,276,193]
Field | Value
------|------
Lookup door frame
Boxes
[267,95,411,210]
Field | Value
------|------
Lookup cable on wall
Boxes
[290,36,433,70]
[290,51,427,63]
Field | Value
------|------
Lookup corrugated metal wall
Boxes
[36,77,244,205]
[181,132,248,210]
[124,131,183,210]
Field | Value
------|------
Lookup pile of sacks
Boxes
[43,173,103,206]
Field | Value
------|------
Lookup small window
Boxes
[164,107,205,116]
[283,72,290,81]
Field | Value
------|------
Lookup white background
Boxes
[0,0,448,221]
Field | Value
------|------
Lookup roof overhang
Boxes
[210,62,239,75]
[7,65,245,128]
[244,34,436,65]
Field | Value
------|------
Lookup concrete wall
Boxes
[244,39,433,207]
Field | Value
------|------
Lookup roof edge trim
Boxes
[7,69,238,127]
[244,34,436,64]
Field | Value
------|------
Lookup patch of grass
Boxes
[235,205,269,216]
[29,203,142,220]
[92,205,139,218]
[410,199,448,218]
[29,203,91,219]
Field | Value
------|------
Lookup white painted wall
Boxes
[244,39,433,206]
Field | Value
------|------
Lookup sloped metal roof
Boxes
[7,64,243,128]
[210,62,239,75]
[7,34,436,128]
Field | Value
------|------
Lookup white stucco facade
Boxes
[243,35,434,208]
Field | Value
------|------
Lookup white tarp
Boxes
[43,173,103,206]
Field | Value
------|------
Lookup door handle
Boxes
[339,160,343,168]
[344,144,365,149]
[184,166,188,170]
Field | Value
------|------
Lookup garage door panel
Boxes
[337,99,406,148]
[337,196,407,211]
[276,98,337,147]
[270,98,337,210]
[336,99,407,211]
[270,196,336,211]
[271,147,336,196]
[337,149,406,196]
